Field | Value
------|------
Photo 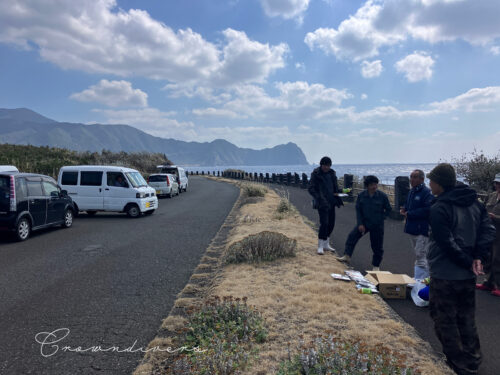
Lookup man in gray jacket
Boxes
[427,163,496,375]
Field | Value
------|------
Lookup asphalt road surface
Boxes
[0,176,239,375]
[279,184,499,375]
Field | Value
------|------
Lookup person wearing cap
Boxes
[336,175,391,271]
[308,156,343,255]
[477,173,500,297]
[426,163,496,375]
[400,169,434,280]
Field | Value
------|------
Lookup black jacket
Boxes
[427,184,496,280]
[308,167,343,210]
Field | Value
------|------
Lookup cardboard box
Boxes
[365,271,415,299]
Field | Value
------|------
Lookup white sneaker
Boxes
[317,239,324,255]
[324,237,336,253]
[372,266,380,271]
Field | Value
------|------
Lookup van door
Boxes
[25,178,47,227]
[0,175,11,216]
[104,171,131,211]
[78,171,104,210]
[43,179,64,224]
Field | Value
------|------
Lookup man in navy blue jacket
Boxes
[337,175,391,270]
[400,169,434,279]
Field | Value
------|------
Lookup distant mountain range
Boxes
[0,108,308,166]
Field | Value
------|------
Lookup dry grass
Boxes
[209,181,452,375]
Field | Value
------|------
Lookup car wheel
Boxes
[126,204,141,218]
[168,191,173,198]
[144,209,155,215]
[16,217,31,241]
[184,185,187,192]
[86,211,97,216]
[62,209,74,228]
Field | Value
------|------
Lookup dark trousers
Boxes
[430,278,481,375]
[344,225,384,267]
[318,207,335,240]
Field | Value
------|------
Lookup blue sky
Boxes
[1,0,500,164]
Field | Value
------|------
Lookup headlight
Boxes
[136,192,146,198]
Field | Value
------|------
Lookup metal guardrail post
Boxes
[391,176,410,220]
[301,173,308,189]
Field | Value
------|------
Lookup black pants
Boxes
[430,278,481,375]
[344,225,384,267]
[318,207,335,240]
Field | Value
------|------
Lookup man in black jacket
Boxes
[308,156,343,255]
[427,163,496,375]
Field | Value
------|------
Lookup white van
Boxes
[157,165,188,192]
[0,165,19,173]
[58,166,158,218]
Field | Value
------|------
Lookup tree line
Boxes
[0,144,173,178]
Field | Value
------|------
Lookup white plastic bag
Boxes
[411,281,429,307]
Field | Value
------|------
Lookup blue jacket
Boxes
[404,183,433,236]
[356,190,391,228]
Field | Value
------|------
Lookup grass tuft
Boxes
[224,231,297,264]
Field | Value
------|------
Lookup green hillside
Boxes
[0,144,173,178]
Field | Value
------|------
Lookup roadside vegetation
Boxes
[0,143,172,177]
[278,334,419,375]
[451,149,500,192]
[241,182,268,198]
[224,231,297,264]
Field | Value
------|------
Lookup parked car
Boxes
[157,165,188,193]
[58,166,157,218]
[0,172,75,241]
[147,173,179,198]
[0,165,19,173]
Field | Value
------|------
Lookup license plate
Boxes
[156,190,161,195]
[145,202,151,208]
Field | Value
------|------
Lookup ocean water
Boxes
[184,163,438,185]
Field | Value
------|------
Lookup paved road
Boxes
[279,184,499,375]
[0,176,239,375]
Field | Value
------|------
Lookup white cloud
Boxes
[70,80,148,107]
[192,108,242,119]
[346,128,404,138]
[395,52,435,82]
[192,81,352,121]
[360,60,383,78]
[0,1,287,87]
[260,0,310,22]
[430,86,500,112]
[361,93,368,100]
[305,0,500,61]
[295,62,305,70]
[490,46,500,55]
[93,107,195,139]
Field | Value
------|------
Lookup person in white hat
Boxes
[477,173,500,297]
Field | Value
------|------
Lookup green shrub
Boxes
[278,334,420,375]
[276,189,294,214]
[225,231,297,264]
[451,149,500,192]
[166,296,267,375]
[242,183,267,198]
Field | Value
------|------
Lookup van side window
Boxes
[80,171,103,186]
[42,181,59,197]
[107,172,128,188]
[61,171,78,185]
[15,178,28,201]
[26,179,44,196]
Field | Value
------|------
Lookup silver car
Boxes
[147,173,179,198]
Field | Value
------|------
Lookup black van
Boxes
[0,172,75,241]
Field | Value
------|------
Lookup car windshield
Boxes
[125,172,148,188]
